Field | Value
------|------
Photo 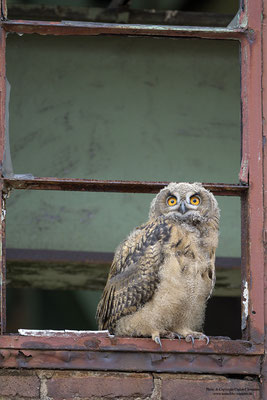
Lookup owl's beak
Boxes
[178,201,188,214]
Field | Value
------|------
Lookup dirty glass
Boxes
[6,35,240,183]
[6,191,240,258]
[6,33,242,337]
[6,0,239,27]
[6,190,241,336]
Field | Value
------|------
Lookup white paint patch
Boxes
[164,10,178,22]
[241,280,249,330]
[18,329,109,337]
[1,208,6,223]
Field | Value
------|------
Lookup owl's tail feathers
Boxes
[96,285,115,330]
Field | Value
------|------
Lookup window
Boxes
[0,0,265,380]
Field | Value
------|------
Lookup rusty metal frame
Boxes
[3,178,248,196]
[261,0,267,394]
[0,0,266,378]
[2,20,246,39]
[0,332,263,374]
[239,0,265,345]
[0,24,5,336]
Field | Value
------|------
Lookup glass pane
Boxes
[6,191,240,257]
[6,190,241,337]
[7,288,101,332]
[7,35,241,183]
[7,0,239,27]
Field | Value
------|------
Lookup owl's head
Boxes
[149,182,220,225]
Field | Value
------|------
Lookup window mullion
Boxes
[2,19,245,40]
[0,25,6,335]
[3,177,248,196]
[240,0,265,343]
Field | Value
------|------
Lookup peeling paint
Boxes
[1,196,6,223]
[18,329,108,337]
[242,280,249,330]
[1,207,6,223]
[164,10,178,23]
[239,157,249,183]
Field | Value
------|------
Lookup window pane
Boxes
[6,191,241,336]
[6,191,240,258]
[6,0,239,27]
[7,35,240,183]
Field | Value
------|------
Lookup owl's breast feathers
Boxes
[96,214,214,333]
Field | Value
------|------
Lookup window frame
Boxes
[0,0,265,377]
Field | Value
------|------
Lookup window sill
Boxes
[0,330,263,374]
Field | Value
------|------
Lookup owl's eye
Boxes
[167,196,177,207]
[190,195,201,206]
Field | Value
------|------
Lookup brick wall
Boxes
[0,370,261,400]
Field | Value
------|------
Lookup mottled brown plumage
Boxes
[96,182,220,345]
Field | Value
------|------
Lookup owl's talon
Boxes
[175,333,182,341]
[154,336,162,348]
[201,334,209,345]
[185,335,194,344]
[164,331,183,340]
[184,332,209,345]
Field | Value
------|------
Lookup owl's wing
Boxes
[96,217,172,332]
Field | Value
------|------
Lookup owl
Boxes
[96,182,220,346]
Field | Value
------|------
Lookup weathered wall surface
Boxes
[0,369,261,399]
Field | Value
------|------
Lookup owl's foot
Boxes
[168,329,209,345]
[151,330,209,347]
[184,331,209,345]
[164,331,182,341]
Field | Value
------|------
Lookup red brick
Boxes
[161,374,260,400]
[46,371,153,399]
[0,370,40,398]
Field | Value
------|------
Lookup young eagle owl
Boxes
[96,182,220,346]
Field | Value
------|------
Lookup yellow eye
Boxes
[190,195,200,206]
[167,196,177,206]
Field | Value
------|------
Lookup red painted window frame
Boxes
[0,0,265,376]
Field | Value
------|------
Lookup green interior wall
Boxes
[6,35,241,258]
